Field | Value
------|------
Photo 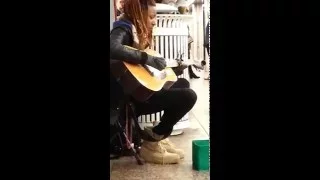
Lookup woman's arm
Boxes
[110,27,148,64]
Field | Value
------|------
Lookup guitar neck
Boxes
[166,60,196,68]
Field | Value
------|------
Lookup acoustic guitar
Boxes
[110,46,178,102]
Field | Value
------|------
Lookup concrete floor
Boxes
[110,72,210,180]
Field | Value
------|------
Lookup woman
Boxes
[204,21,210,80]
[110,0,197,164]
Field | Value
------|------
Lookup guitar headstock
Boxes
[174,51,185,66]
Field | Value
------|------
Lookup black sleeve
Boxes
[110,27,148,64]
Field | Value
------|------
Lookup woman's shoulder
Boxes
[111,21,134,38]
[112,15,133,33]
[113,20,132,30]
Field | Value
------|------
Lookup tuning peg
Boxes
[179,53,184,60]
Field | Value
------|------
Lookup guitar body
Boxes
[110,47,178,102]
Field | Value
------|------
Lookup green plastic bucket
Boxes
[192,139,210,171]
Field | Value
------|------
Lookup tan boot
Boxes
[160,138,185,159]
[140,141,180,164]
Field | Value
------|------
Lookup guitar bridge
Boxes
[143,65,167,80]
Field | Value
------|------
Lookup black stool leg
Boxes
[116,120,144,165]
[127,102,159,142]
[127,103,142,150]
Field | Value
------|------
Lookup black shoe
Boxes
[188,66,200,79]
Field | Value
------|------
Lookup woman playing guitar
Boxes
[110,0,197,164]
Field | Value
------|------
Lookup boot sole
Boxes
[140,155,180,164]
[140,150,180,164]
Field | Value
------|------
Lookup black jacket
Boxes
[109,20,150,108]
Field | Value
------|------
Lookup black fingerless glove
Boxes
[144,55,167,71]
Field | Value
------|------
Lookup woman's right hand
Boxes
[145,56,167,71]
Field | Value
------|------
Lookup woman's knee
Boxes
[181,89,197,108]
[175,78,190,88]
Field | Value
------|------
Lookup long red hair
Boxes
[123,0,156,49]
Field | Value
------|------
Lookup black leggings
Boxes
[134,78,197,139]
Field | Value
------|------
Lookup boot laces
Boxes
[156,142,166,165]
[162,138,176,148]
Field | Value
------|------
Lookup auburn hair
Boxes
[123,0,156,49]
